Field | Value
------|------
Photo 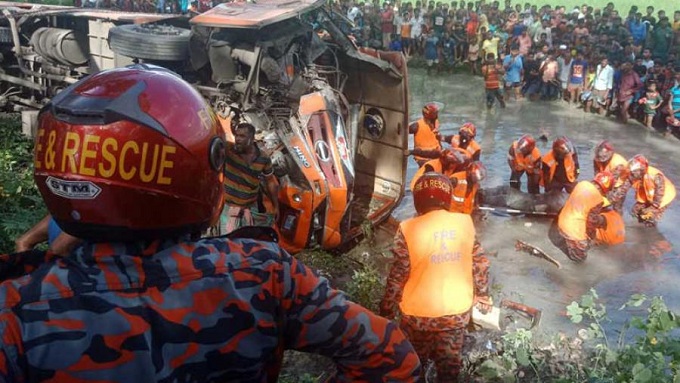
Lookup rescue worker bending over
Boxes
[508,134,542,194]
[409,103,443,167]
[0,66,421,382]
[628,155,676,227]
[593,140,630,212]
[450,161,487,214]
[380,172,491,382]
[542,136,580,193]
[442,122,482,161]
[557,172,624,262]
[409,148,470,191]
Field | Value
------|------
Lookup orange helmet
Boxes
[422,103,439,120]
[459,122,477,139]
[516,134,536,155]
[552,136,573,158]
[593,171,614,194]
[413,172,453,215]
[441,148,469,169]
[594,140,614,163]
[468,161,487,184]
[628,154,649,179]
[34,65,225,241]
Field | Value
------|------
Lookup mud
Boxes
[393,68,680,338]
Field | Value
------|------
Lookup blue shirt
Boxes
[503,54,523,83]
[629,21,647,44]
[671,84,680,118]
[424,36,439,60]
[47,217,62,246]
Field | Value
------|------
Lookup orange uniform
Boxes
[541,150,579,192]
[508,141,541,174]
[594,152,627,187]
[449,171,478,214]
[558,181,605,241]
[594,210,625,245]
[413,119,441,164]
[410,158,454,191]
[633,166,676,208]
[449,135,481,161]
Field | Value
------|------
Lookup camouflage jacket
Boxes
[0,237,420,382]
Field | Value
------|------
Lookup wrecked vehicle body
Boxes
[0,0,409,253]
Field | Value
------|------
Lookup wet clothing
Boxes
[0,237,421,382]
[503,54,523,85]
[593,152,629,211]
[631,167,676,226]
[450,171,479,214]
[508,141,541,194]
[380,212,489,381]
[412,118,442,165]
[557,181,608,262]
[541,150,580,193]
[594,210,626,246]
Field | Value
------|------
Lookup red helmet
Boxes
[592,171,614,194]
[594,140,614,163]
[441,148,468,168]
[516,134,536,155]
[552,136,573,158]
[413,172,453,215]
[459,122,477,139]
[468,161,487,184]
[628,154,649,179]
[422,103,439,120]
[34,64,225,241]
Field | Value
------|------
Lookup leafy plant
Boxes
[344,264,384,312]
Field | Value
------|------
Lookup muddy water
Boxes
[393,68,680,337]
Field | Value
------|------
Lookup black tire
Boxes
[108,24,190,61]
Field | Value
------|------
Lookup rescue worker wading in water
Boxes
[450,161,487,214]
[442,122,482,161]
[0,66,422,381]
[409,148,470,191]
[542,136,580,193]
[380,172,491,382]
[508,134,542,194]
[409,103,443,167]
[592,140,630,212]
[555,171,625,262]
[628,155,677,227]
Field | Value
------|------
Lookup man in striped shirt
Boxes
[481,52,507,109]
[221,123,279,234]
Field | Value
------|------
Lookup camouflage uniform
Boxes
[0,237,421,382]
[380,230,490,382]
[555,202,606,263]
[632,173,668,227]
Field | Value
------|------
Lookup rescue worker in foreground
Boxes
[221,122,279,234]
[628,155,677,227]
[380,172,491,382]
[556,171,624,262]
[507,134,542,194]
[0,65,421,382]
[592,140,630,212]
[409,102,443,167]
[442,122,482,161]
[450,161,487,214]
[409,148,470,191]
[542,136,580,193]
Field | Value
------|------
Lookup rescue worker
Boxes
[409,103,443,167]
[541,136,580,193]
[380,172,491,382]
[221,122,279,234]
[628,155,676,227]
[592,140,630,212]
[442,122,482,161]
[556,171,624,262]
[0,65,421,381]
[409,148,470,191]
[507,134,542,194]
[450,161,487,214]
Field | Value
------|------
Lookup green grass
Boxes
[511,0,678,14]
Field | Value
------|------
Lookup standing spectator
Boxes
[641,48,655,70]
[381,2,395,49]
[616,61,643,123]
[503,45,523,100]
[431,3,447,36]
[452,22,467,62]
[481,52,506,108]
[467,34,480,74]
[347,0,362,23]
[400,11,413,57]
[567,50,588,105]
[557,45,573,98]
[481,31,500,61]
[411,8,425,55]
[441,31,458,72]
[640,79,663,129]
[628,12,647,46]
[651,17,673,63]
[665,69,680,135]
[517,28,532,55]
[586,57,614,115]
[539,51,560,100]
[641,6,656,27]
[424,29,441,75]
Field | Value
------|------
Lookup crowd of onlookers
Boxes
[334,0,680,133]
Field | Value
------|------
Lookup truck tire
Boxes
[108,24,190,61]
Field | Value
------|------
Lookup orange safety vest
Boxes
[450,135,481,159]
[557,181,604,241]
[634,166,676,208]
[542,150,577,186]
[594,152,627,187]
[594,210,625,245]
[414,118,441,162]
[409,158,456,191]
[449,171,478,214]
[399,209,476,318]
[508,141,541,174]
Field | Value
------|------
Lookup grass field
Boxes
[515,0,678,13]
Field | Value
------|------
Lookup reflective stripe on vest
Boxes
[449,171,478,214]
[557,181,604,241]
[399,210,476,317]
[414,119,441,161]
[634,166,676,208]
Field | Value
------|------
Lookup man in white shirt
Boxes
[348,2,362,24]
[410,8,425,54]
[585,57,614,115]
[641,48,654,70]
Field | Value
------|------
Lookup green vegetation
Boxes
[0,116,47,253]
